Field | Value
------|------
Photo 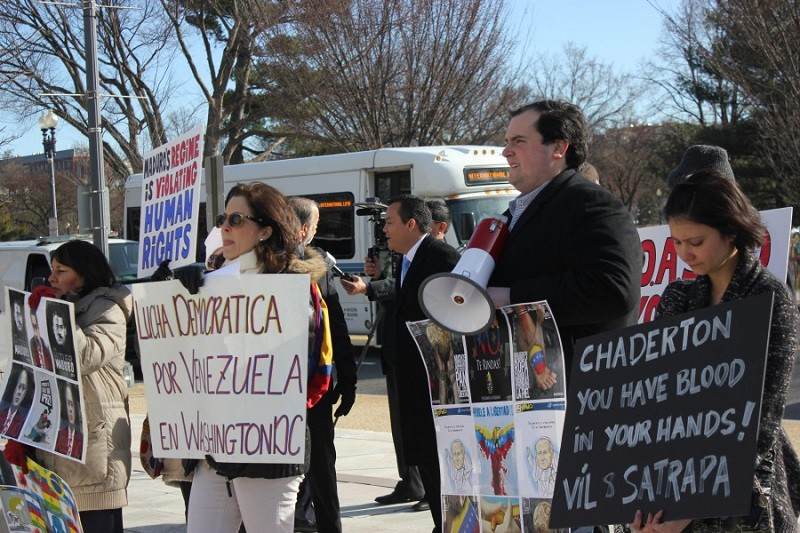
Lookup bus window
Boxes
[304,192,355,259]
[447,195,517,244]
[374,171,410,202]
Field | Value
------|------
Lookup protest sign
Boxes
[1,288,87,463]
[550,293,773,528]
[409,301,568,532]
[137,124,205,278]
[0,456,83,533]
[638,207,791,322]
[131,275,310,463]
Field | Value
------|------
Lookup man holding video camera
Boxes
[342,198,453,512]
[342,196,458,532]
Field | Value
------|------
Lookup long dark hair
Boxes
[50,240,116,296]
[225,183,301,273]
[663,170,766,252]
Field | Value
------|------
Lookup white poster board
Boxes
[2,289,87,463]
[638,207,792,322]
[131,275,310,463]
[137,124,205,278]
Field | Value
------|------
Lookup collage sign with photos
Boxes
[2,288,87,463]
[408,301,568,533]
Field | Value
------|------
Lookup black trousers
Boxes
[80,508,123,533]
[295,391,342,533]
[417,454,442,532]
[385,360,424,496]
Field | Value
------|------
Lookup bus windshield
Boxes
[109,242,140,282]
[447,195,517,245]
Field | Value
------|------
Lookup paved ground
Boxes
[123,405,435,533]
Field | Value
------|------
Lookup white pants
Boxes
[187,461,302,533]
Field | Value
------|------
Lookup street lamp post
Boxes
[38,110,59,237]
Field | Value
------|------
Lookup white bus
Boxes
[123,145,516,334]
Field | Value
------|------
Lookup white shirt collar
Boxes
[404,233,428,264]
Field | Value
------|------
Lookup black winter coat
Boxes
[656,251,800,531]
[490,168,642,372]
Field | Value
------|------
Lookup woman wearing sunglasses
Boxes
[185,182,333,533]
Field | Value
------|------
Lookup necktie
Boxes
[400,256,412,286]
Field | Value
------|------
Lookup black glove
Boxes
[331,382,356,417]
[173,264,206,295]
[150,260,173,282]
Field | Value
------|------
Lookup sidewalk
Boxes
[123,413,434,533]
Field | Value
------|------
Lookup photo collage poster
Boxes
[2,288,87,464]
[408,301,568,533]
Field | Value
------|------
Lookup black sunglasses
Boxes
[215,212,261,228]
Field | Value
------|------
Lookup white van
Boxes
[123,146,516,334]
[0,237,139,314]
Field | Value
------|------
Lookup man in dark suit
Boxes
[344,197,458,531]
[343,199,453,510]
[489,100,641,373]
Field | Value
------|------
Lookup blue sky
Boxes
[3,0,668,157]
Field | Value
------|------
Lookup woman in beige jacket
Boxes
[39,240,132,533]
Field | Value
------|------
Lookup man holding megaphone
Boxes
[487,100,642,373]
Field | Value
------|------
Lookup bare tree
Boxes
[525,43,643,132]
[253,0,524,152]
[0,0,175,180]
[708,0,800,214]
[159,0,289,162]
[647,0,747,127]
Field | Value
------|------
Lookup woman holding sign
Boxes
[629,171,800,531]
[185,182,332,533]
[24,240,132,533]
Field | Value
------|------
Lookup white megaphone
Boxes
[419,217,509,335]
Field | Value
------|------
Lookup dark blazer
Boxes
[387,236,459,464]
[490,168,641,372]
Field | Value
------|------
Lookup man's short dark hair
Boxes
[389,195,432,233]
[425,199,450,223]
[510,100,588,169]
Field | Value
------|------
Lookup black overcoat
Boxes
[490,168,642,372]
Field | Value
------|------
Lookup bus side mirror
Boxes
[459,212,477,240]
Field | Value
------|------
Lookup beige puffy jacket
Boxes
[39,285,133,511]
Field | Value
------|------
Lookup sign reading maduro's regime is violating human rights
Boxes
[131,275,310,463]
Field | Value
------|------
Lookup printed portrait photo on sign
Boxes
[20,370,59,449]
[442,495,480,533]
[479,495,521,533]
[28,308,53,372]
[54,382,82,460]
[505,303,565,401]
[45,300,77,381]
[9,289,32,365]
[0,364,34,439]
[515,401,566,499]
[465,312,512,402]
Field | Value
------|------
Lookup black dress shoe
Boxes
[374,489,422,505]
[411,500,430,512]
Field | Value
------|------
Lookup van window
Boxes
[25,253,50,290]
[447,195,517,244]
[304,192,355,259]
[374,171,410,203]
[109,242,140,282]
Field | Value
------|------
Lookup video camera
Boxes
[355,197,389,260]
